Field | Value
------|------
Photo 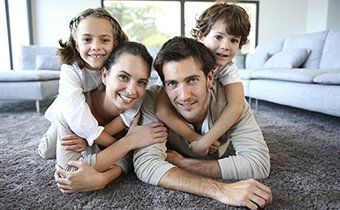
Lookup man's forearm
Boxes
[174,157,222,179]
[159,167,220,199]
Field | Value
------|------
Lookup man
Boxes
[133,37,271,209]
[55,37,272,209]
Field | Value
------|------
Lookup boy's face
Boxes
[197,19,241,67]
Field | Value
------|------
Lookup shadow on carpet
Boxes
[0,99,339,209]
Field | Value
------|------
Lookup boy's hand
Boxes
[61,134,88,153]
[127,113,168,149]
[189,139,221,156]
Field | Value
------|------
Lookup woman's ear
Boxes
[102,67,108,85]
[196,32,205,43]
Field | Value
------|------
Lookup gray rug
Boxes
[0,99,339,209]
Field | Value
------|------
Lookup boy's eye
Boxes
[214,35,223,40]
[231,39,240,44]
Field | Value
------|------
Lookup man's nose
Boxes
[179,85,191,100]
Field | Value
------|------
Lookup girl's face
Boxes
[75,17,116,70]
[102,53,150,111]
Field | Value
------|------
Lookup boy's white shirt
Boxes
[45,64,140,146]
[213,62,241,86]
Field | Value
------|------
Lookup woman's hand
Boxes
[127,113,168,149]
[61,134,88,153]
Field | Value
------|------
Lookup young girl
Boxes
[155,2,250,155]
[38,8,129,160]
[53,41,168,178]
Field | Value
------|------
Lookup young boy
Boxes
[155,1,250,155]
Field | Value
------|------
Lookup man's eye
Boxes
[189,78,199,84]
[166,81,176,88]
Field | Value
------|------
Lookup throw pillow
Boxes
[35,55,60,70]
[245,52,270,69]
[263,48,311,69]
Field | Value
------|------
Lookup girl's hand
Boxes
[61,134,88,153]
[127,113,168,149]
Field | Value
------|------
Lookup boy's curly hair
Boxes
[191,1,250,48]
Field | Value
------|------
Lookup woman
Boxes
[43,42,167,192]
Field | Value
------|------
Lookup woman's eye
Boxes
[118,75,128,81]
[215,35,222,40]
[82,38,91,43]
[138,81,148,87]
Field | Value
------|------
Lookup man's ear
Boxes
[207,70,214,88]
[102,67,108,85]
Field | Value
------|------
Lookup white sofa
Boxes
[0,45,60,113]
[237,29,340,117]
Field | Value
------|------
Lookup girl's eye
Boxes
[102,38,111,43]
[82,37,91,43]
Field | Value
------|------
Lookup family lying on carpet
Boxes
[38,2,272,209]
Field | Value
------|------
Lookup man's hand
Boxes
[215,179,272,210]
[166,150,185,166]
[61,134,88,153]
[54,161,122,193]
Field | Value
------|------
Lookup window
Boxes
[0,1,11,70]
[103,0,258,53]
[0,0,31,70]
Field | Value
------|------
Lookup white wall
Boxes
[32,0,100,46]
[306,0,328,33]
[258,0,309,45]
[327,0,340,29]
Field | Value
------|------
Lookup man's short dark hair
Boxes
[154,36,216,82]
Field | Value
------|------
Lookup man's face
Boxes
[162,56,214,124]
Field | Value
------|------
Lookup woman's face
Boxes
[102,52,150,110]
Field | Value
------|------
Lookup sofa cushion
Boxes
[313,72,340,85]
[250,69,328,83]
[0,70,60,82]
[238,69,254,80]
[35,55,60,70]
[19,45,57,70]
[255,38,285,55]
[283,31,328,68]
[319,29,340,69]
[245,52,270,69]
[263,48,311,69]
